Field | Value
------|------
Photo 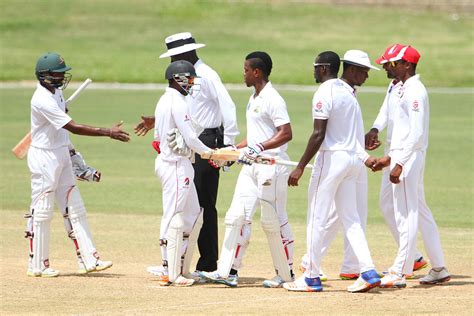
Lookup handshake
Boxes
[364,156,390,172]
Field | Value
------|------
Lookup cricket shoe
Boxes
[172,275,195,287]
[381,270,414,279]
[380,271,407,288]
[27,267,59,278]
[199,271,238,287]
[339,273,360,280]
[183,270,208,284]
[413,257,428,271]
[263,275,291,288]
[283,275,322,292]
[347,269,381,293]
[419,267,450,285]
[299,265,327,282]
[78,259,113,274]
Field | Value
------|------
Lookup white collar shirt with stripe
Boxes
[372,80,403,152]
[312,78,368,162]
[245,81,291,155]
[186,59,239,145]
[30,83,72,150]
[388,74,430,166]
[154,87,211,161]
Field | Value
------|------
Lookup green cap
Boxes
[35,52,72,74]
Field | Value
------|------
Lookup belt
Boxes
[200,128,220,135]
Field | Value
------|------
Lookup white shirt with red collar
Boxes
[245,81,290,155]
[154,87,211,161]
[312,78,368,162]
[388,74,429,166]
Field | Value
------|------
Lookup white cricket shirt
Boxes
[187,59,239,144]
[30,83,72,150]
[312,79,368,161]
[246,81,291,155]
[371,80,402,151]
[154,87,211,161]
[388,74,430,166]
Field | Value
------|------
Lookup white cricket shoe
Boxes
[173,275,195,287]
[199,271,239,287]
[263,275,285,288]
[27,267,59,278]
[147,265,167,277]
[78,259,113,274]
[419,267,450,285]
[183,270,208,284]
[283,275,323,292]
[380,272,406,288]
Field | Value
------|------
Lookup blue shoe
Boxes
[199,271,238,287]
[347,269,381,293]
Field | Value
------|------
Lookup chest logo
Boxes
[412,100,420,112]
[314,101,323,112]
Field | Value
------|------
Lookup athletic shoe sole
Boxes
[420,276,451,285]
[349,280,381,293]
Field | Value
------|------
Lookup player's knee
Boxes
[32,191,55,222]
[260,200,280,233]
[66,186,86,219]
[224,206,245,227]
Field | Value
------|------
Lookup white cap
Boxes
[341,50,380,70]
[159,32,206,58]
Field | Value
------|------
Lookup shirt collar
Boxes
[255,81,273,98]
[166,86,186,99]
[402,74,420,87]
[337,79,356,96]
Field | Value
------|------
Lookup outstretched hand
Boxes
[134,115,155,136]
[110,121,130,142]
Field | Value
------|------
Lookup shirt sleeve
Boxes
[395,92,427,166]
[212,79,239,145]
[312,89,331,120]
[172,98,212,155]
[269,95,291,128]
[371,85,391,131]
[35,97,72,130]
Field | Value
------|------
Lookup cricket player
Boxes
[284,50,381,293]
[200,51,295,288]
[151,60,215,286]
[297,51,369,282]
[370,45,450,287]
[365,44,429,277]
[136,32,238,276]
[26,52,130,277]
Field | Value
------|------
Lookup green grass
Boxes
[0,87,472,228]
[0,0,472,86]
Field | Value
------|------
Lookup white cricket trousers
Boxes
[305,151,375,278]
[229,154,294,271]
[389,150,445,275]
[155,157,202,260]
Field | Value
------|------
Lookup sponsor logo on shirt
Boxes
[184,114,190,122]
[412,100,420,112]
[314,100,323,113]
[184,177,190,186]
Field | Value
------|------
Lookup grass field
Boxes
[1,0,473,86]
[0,86,473,314]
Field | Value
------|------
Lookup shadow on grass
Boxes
[60,272,122,278]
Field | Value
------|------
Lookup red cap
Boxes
[376,44,421,64]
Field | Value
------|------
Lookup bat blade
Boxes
[11,132,32,159]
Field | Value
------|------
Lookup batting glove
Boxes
[238,143,264,165]
[70,151,101,182]
[167,128,192,157]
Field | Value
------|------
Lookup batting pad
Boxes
[260,200,292,282]
[67,187,97,271]
[182,209,203,276]
[217,208,245,278]
[30,192,55,274]
[167,212,185,282]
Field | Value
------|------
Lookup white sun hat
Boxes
[341,50,380,70]
[159,32,206,58]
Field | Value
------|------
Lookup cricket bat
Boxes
[11,78,92,159]
[201,149,313,169]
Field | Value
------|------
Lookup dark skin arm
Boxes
[288,119,327,186]
[63,120,130,142]
[365,128,382,150]
[236,123,292,150]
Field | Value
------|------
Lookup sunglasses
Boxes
[389,60,405,67]
[313,63,331,68]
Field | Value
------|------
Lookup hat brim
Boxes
[375,56,388,65]
[159,43,205,58]
[342,59,380,71]
[51,66,72,73]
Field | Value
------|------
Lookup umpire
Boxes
[136,32,238,273]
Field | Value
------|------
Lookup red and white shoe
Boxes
[413,257,428,271]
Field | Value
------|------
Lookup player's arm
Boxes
[366,85,392,150]
[134,115,155,136]
[172,103,211,155]
[260,123,292,150]
[288,119,326,186]
[213,79,239,145]
[63,120,130,142]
